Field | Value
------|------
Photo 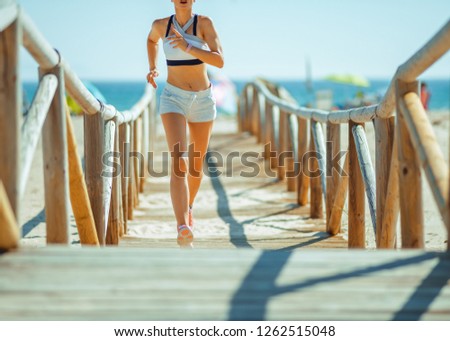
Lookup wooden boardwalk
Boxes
[1,247,449,320]
[121,123,348,250]
[1,126,449,321]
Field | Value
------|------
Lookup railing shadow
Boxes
[393,255,450,320]
[205,150,252,248]
[228,252,441,320]
[22,208,45,237]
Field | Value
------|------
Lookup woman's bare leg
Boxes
[161,113,189,227]
[187,120,214,208]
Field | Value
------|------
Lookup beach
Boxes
[18,107,449,251]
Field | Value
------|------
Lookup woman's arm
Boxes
[168,16,224,69]
[147,20,163,88]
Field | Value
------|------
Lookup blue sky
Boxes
[18,0,450,81]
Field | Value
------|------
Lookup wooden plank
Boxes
[40,66,70,244]
[310,122,323,219]
[84,112,106,244]
[0,180,19,250]
[19,74,57,197]
[65,106,99,246]
[348,121,365,248]
[396,80,424,249]
[352,124,377,233]
[400,92,449,233]
[263,101,273,161]
[297,117,309,206]
[0,248,448,320]
[328,152,349,235]
[326,123,341,233]
[374,117,396,248]
[0,15,21,220]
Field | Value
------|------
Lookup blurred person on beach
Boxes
[146,0,224,246]
[420,82,431,111]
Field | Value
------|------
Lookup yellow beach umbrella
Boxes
[325,74,370,87]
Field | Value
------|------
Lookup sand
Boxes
[19,110,449,251]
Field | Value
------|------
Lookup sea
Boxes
[23,78,449,114]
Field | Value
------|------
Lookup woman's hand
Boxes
[167,27,189,51]
[146,68,159,89]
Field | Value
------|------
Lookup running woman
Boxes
[146,0,224,246]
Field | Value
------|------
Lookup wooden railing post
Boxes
[278,110,288,181]
[310,121,323,219]
[140,107,150,193]
[148,97,157,156]
[128,121,135,219]
[65,106,99,246]
[396,80,424,249]
[133,118,141,207]
[348,121,365,248]
[84,111,106,245]
[374,117,396,248]
[352,125,377,232]
[106,117,121,245]
[297,117,309,206]
[285,114,296,192]
[264,101,273,163]
[270,106,279,172]
[0,180,19,250]
[40,65,70,244]
[247,86,254,135]
[251,86,259,137]
[119,123,130,233]
[243,87,250,132]
[257,91,265,143]
[326,123,341,233]
[0,11,21,221]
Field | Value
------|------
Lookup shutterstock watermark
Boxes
[101,142,348,179]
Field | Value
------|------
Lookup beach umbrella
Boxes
[67,81,107,115]
[325,74,370,87]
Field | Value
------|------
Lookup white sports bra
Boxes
[163,14,210,66]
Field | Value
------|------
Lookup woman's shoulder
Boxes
[197,15,214,24]
[152,17,170,28]
[197,15,215,30]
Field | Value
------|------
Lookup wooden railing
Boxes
[238,20,450,250]
[0,0,156,249]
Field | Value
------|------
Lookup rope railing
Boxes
[0,1,157,250]
[239,20,450,250]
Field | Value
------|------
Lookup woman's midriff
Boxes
[166,64,210,92]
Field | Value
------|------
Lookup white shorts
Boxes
[158,82,217,122]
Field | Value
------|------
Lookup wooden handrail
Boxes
[0,0,17,32]
[0,1,158,249]
[239,19,450,251]
[20,11,155,121]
